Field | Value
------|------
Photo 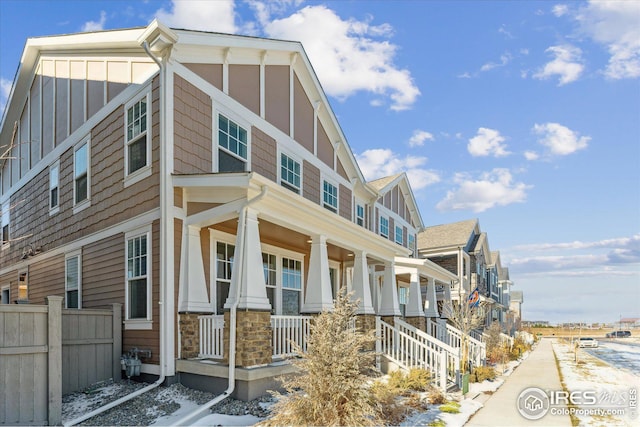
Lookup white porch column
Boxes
[225,207,271,311]
[351,251,375,315]
[302,234,334,313]
[440,282,453,319]
[404,270,425,317]
[423,277,440,317]
[178,225,212,312]
[379,261,401,316]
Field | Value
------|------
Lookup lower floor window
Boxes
[65,254,81,309]
[282,258,302,315]
[126,229,150,321]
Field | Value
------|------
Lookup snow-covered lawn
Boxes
[552,339,639,427]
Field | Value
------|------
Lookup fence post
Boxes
[375,316,381,370]
[439,351,447,392]
[111,303,122,382]
[47,296,63,426]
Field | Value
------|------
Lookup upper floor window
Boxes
[280,153,301,194]
[323,181,338,213]
[74,139,90,209]
[125,93,151,182]
[395,225,404,246]
[380,216,389,239]
[49,162,60,213]
[125,226,151,328]
[355,204,365,227]
[218,114,247,173]
[65,252,81,309]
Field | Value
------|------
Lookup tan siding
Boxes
[70,61,85,134]
[229,65,260,115]
[28,254,65,305]
[265,65,289,135]
[384,192,391,210]
[339,184,351,221]
[317,121,333,168]
[392,186,399,214]
[3,77,161,266]
[83,234,124,309]
[399,188,406,217]
[251,126,277,183]
[389,217,395,242]
[174,187,183,208]
[187,202,219,216]
[302,160,320,205]
[55,60,69,145]
[337,159,349,181]
[293,74,313,153]
[184,63,223,90]
[174,75,213,174]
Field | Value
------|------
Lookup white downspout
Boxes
[173,186,268,426]
[64,41,167,427]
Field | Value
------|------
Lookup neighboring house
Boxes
[510,290,524,330]
[0,21,458,398]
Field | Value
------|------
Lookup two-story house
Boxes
[0,21,444,399]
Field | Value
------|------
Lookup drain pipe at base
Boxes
[63,40,167,427]
[173,186,268,426]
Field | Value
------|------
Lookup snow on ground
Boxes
[552,338,639,427]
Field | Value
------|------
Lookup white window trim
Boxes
[65,250,82,309]
[213,109,251,173]
[278,149,302,194]
[124,224,152,330]
[322,176,339,213]
[209,229,305,315]
[73,136,91,214]
[395,225,404,246]
[124,90,152,187]
[49,160,60,216]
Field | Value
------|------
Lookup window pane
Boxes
[66,290,78,309]
[128,137,147,174]
[282,289,300,315]
[75,144,87,177]
[216,280,230,314]
[66,257,79,290]
[129,278,147,319]
[50,187,58,209]
[219,149,246,173]
[75,174,88,203]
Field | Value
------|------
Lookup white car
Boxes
[577,337,598,348]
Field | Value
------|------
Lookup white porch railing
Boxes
[271,315,312,359]
[427,319,486,368]
[199,315,225,359]
[377,318,459,392]
[500,332,514,349]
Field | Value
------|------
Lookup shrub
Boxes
[387,368,431,393]
[470,365,497,382]
[509,336,532,361]
[260,291,380,427]
[439,401,461,414]
[370,381,409,425]
[427,384,446,405]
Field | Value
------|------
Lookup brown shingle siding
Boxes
[251,126,277,182]
[302,160,320,205]
[174,74,212,174]
[339,184,352,221]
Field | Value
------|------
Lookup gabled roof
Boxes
[510,290,523,302]
[417,218,479,252]
[367,172,424,230]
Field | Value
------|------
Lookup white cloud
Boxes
[155,0,237,33]
[0,77,11,115]
[534,44,584,85]
[436,168,531,213]
[81,10,107,32]
[480,53,512,72]
[552,4,569,17]
[263,5,420,111]
[524,150,539,161]
[467,127,510,157]
[533,122,589,156]
[408,130,434,147]
[356,148,440,191]
[574,0,640,79]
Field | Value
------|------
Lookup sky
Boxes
[0,0,638,324]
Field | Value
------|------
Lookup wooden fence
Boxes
[0,297,121,425]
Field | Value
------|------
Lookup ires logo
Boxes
[550,390,598,405]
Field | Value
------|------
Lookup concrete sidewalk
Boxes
[465,338,572,426]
